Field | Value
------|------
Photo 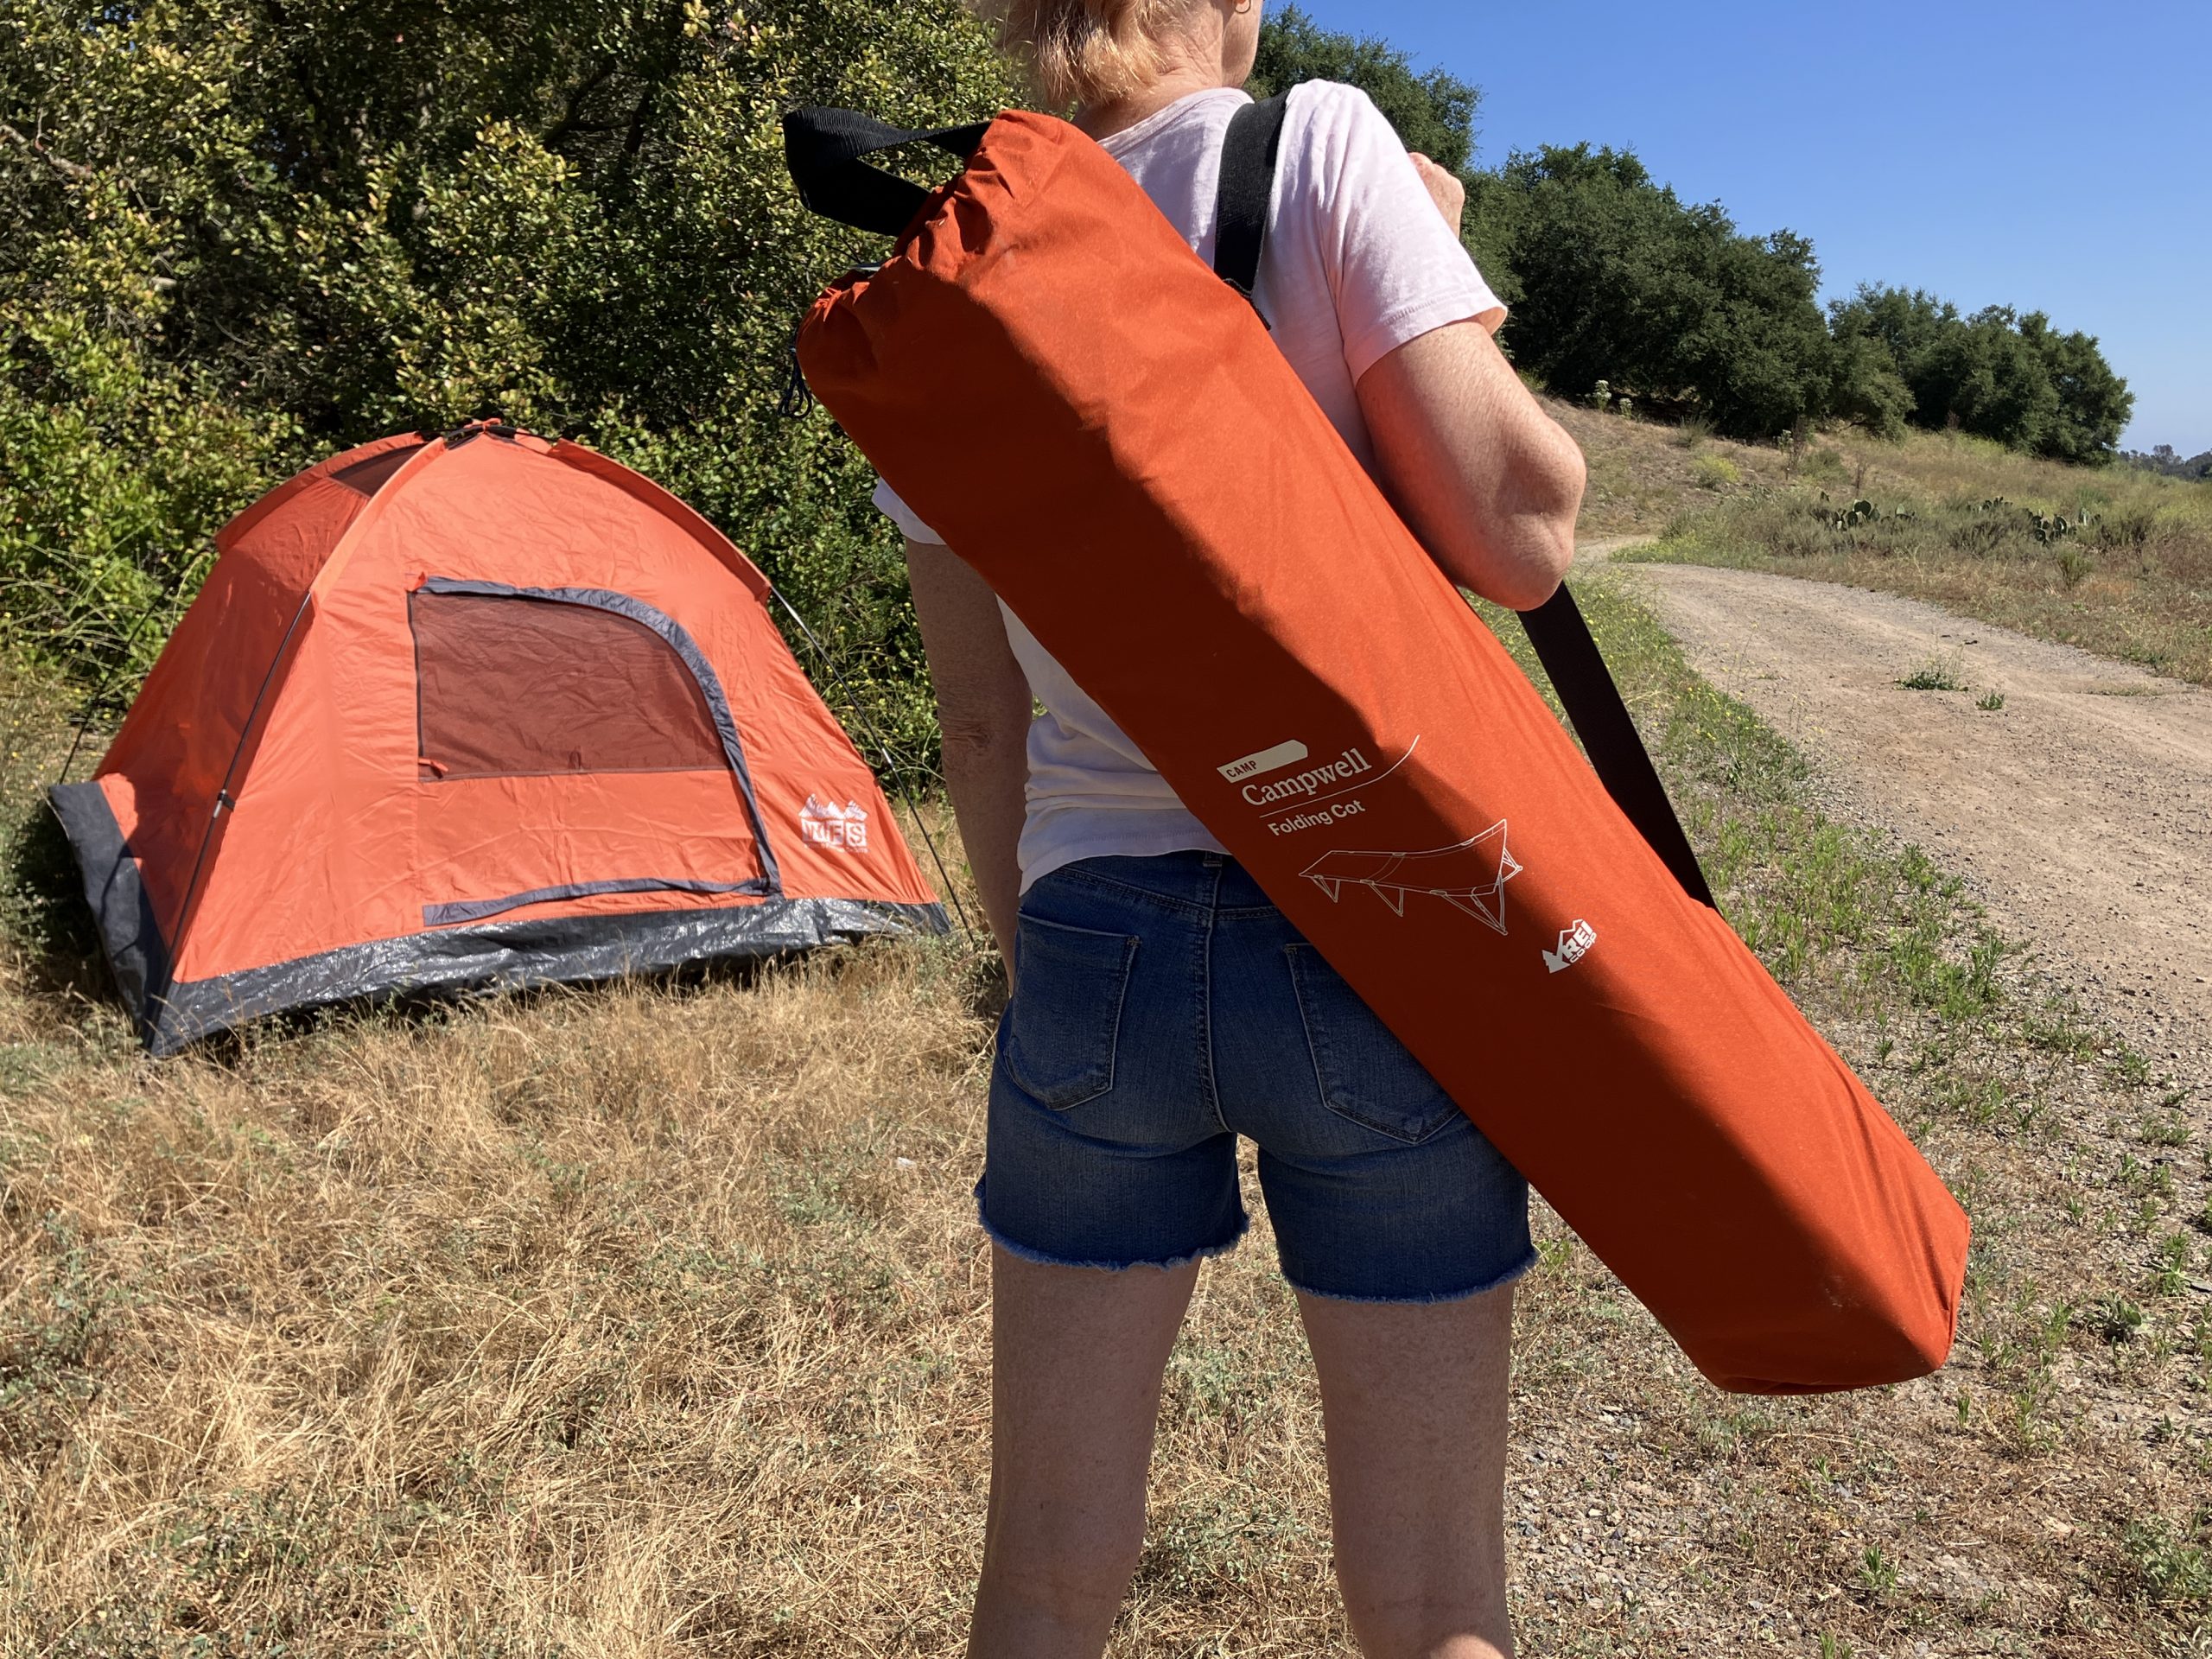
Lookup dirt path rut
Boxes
[1586,552,2212,1081]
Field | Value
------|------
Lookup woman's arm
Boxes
[905,537,1031,969]
[1356,321,1586,613]
[1355,152,1586,613]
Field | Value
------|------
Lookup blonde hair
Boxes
[976,0,1207,109]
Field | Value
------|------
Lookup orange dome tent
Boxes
[52,423,947,1054]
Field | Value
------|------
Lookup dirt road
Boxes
[1587,551,2212,1080]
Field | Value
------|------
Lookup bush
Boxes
[0,0,1016,773]
[1464,146,1833,440]
[1249,6,1479,175]
[0,315,294,681]
[1691,454,1741,490]
[1828,287,2133,463]
[0,0,2150,779]
[1827,334,1915,441]
[2094,505,2158,553]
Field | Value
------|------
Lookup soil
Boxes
[1590,549,2212,1087]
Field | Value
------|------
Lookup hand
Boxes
[1408,152,1465,234]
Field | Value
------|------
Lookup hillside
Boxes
[1556,400,2212,685]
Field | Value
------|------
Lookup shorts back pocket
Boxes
[1001,913,1141,1110]
[1285,944,1462,1144]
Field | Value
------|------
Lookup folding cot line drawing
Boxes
[1299,821,1522,933]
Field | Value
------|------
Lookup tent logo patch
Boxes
[800,796,868,851]
[1543,918,1597,975]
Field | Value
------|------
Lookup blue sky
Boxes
[1290,0,2210,454]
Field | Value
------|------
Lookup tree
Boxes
[1249,4,1480,175]
[1826,335,1916,440]
[2019,311,2133,464]
[1919,306,2062,453]
[0,0,1014,760]
[2122,444,2212,480]
[1827,286,2133,461]
[1464,146,1832,438]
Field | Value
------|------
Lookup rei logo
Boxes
[1542,918,1597,975]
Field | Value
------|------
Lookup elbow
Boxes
[1488,563,1568,613]
[1486,505,1579,612]
[1510,454,1586,607]
[938,701,1030,765]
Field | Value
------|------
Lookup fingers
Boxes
[1408,151,1465,232]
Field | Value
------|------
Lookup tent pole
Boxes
[768,587,980,949]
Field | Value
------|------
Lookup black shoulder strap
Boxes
[1516,588,1714,906]
[1210,100,1716,909]
[782,106,992,237]
[1215,94,1290,311]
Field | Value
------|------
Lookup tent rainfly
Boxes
[52,423,946,1053]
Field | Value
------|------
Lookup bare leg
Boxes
[1297,1282,1516,1659]
[968,1245,1201,1659]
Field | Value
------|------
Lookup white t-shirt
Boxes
[874,80,1506,890]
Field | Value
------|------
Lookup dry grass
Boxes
[0,584,2208,1655]
[0,950,1008,1654]
[1554,397,1787,537]
[1617,423,2212,687]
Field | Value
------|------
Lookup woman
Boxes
[879,3,1586,1654]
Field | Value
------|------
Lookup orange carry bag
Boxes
[785,106,1967,1393]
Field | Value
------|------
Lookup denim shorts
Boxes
[981,850,1535,1303]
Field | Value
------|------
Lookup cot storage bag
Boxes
[791,107,1968,1394]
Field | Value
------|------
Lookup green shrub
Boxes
[1898,660,1966,692]
[2122,1516,2211,1606]
[0,0,1016,775]
[1691,454,1741,490]
[2094,505,2158,553]
[1826,332,1915,441]
[0,0,2154,783]
[1464,145,1833,440]
[1828,286,2133,463]
[0,310,294,682]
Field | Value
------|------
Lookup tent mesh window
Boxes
[410,590,728,780]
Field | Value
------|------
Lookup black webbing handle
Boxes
[1212,95,1717,910]
[782,106,992,236]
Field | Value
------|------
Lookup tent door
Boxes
[409,578,783,917]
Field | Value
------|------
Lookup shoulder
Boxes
[1274,80,1415,199]
[1268,79,1433,226]
[1280,79,1397,151]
